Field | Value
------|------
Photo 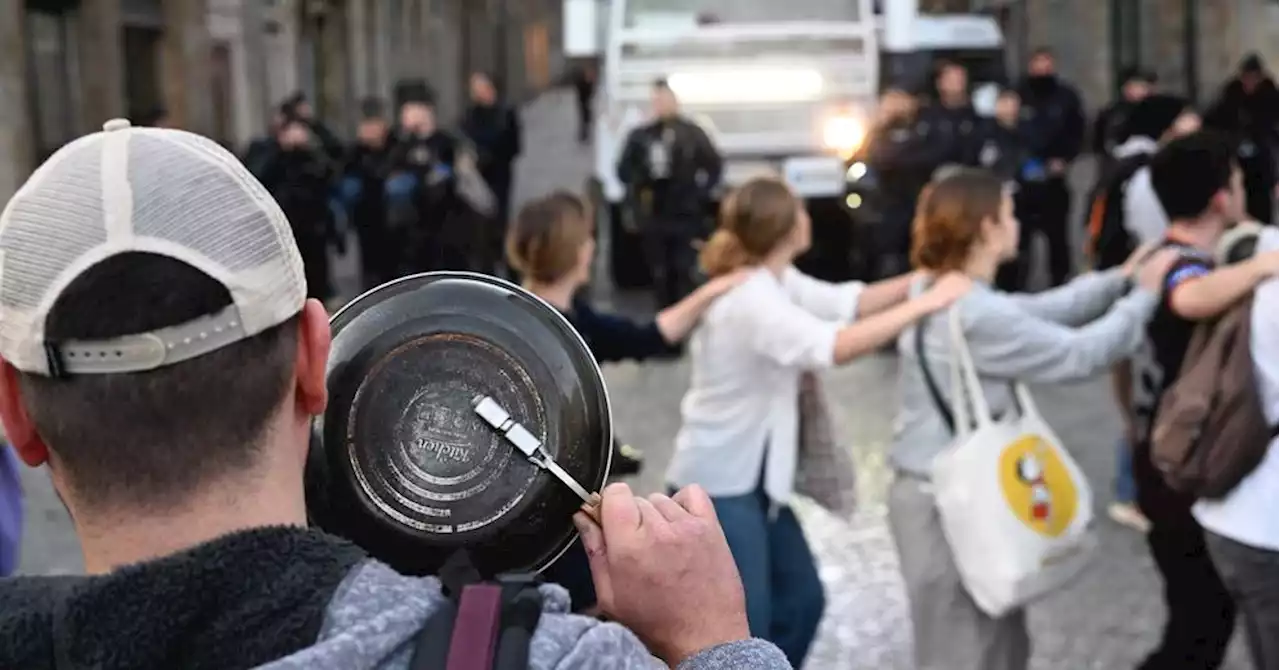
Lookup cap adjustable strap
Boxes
[45,304,247,375]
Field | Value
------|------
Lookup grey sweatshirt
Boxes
[257,559,791,670]
[889,269,1159,478]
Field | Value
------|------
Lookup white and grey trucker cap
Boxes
[0,118,307,376]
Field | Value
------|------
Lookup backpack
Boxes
[1151,296,1279,499]
[1084,153,1152,270]
[408,551,544,670]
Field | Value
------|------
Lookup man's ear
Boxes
[0,360,49,467]
[294,300,331,417]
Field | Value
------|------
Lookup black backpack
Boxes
[1084,152,1152,271]
[408,552,544,670]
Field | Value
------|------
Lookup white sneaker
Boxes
[1108,502,1152,533]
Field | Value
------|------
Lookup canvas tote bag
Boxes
[931,307,1097,616]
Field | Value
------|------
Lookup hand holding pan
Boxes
[304,272,612,578]
[472,395,603,524]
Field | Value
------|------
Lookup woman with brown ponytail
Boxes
[665,177,972,667]
[888,168,1179,670]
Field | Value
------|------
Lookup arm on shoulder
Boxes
[856,271,916,318]
[1167,253,1276,321]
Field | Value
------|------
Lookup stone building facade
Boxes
[974,0,1278,108]
[0,0,570,205]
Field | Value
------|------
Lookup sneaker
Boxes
[1108,502,1152,533]
[609,444,644,478]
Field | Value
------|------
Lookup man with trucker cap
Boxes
[0,119,787,670]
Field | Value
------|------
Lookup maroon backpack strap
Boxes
[445,583,505,670]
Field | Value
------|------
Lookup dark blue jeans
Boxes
[1115,437,1137,504]
[712,486,826,668]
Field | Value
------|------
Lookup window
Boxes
[24,10,75,162]
[625,0,862,28]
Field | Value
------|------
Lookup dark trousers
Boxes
[295,231,332,301]
[482,169,514,277]
[713,484,826,668]
[576,92,592,142]
[644,227,699,309]
[354,209,392,292]
[1205,531,1279,670]
[1016,179,1073,288]
[1136,452,1236,669]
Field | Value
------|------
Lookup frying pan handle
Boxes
[579,493,603,526]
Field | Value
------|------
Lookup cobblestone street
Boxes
[14,89,1248,669]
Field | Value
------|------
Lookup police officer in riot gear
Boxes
[862,89,932,279]
[917,61,982,173]
[1016,47,1085,287]
[617,79,723,309]
[975,88,1033,186]
[1092,68,1155,170]
[385,97,467,274]
[1204,54,1279,224]
[257,119,340,301]
[975,88,1038,291]
[342,98,394,291]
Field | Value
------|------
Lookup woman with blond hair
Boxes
[665,177,971,667]
[888,168,1178,669]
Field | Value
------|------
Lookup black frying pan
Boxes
[305,272,612,578]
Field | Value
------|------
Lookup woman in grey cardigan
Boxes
[887,169,1180,670]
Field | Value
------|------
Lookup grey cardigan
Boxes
[889,269,1159,478]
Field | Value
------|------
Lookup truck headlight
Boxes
[823,116,865,158]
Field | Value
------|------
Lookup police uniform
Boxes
[1204,64,1279,225]
[1016,75,1086,287]
[862,114,934,278]
[384,129,466,274]
[915,101,982,173]
[973,117,1035,291]
[617,116,723,308]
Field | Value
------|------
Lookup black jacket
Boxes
[915,101,982,171]
[974,119,1033,184]
[862,116,934,207]
[258,146,336,239]
[344,142,392,222]
[1017,76,1086,165]
[1092,99,1137,157]
[460,103,522,184]
[1205,77,1280,144]
[617,115,723,224]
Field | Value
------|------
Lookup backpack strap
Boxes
[445,584,506,670]
[493,575,544,670]
[408,555,544,670]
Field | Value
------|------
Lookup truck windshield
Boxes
[624,0,862,28]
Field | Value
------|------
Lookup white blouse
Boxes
[667,266,863,504]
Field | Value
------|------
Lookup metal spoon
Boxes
[472,395,602,522]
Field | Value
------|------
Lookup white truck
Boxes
[564,0,1009,284]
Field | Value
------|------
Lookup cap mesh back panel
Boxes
[0,142,108,312]
[0,125,307,374]
[128,133,280,272]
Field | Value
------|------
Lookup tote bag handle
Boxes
[947,306,994,429]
